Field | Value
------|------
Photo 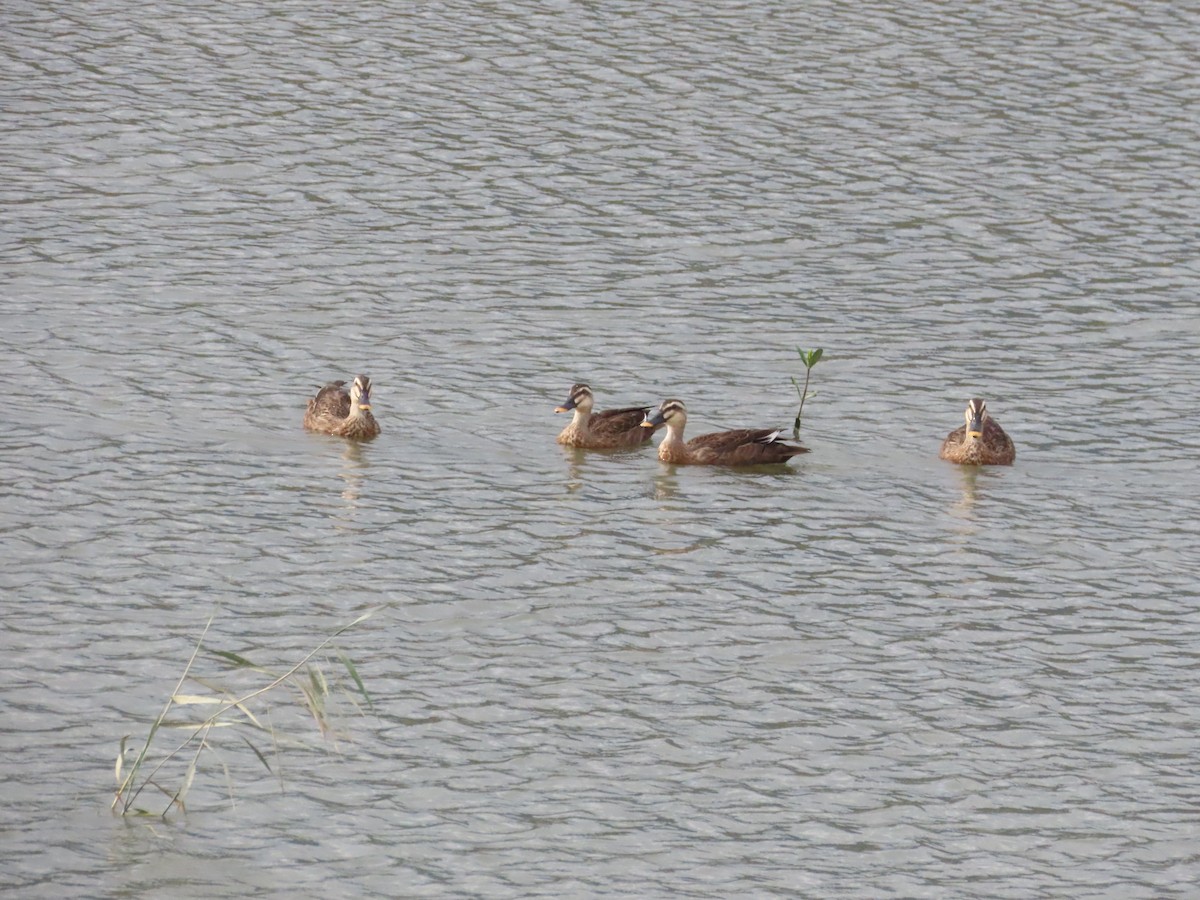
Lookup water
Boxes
[3,0,1200,896]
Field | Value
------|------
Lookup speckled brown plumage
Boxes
[555,383,659,449]
[304,374,380,440]
[642,399,808,466]
[939,398,1014,465]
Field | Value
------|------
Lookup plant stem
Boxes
[792,367,813,439]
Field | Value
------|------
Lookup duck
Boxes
[555,383,660,449]
[303,374,380,440]
[939,398,1015,465]
[640,399,808,466]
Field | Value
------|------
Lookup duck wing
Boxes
[941,423,967,447]
[307,380,350,419]
[982,419,1016,461]
[688,428,808,465]
[589,406,653,436]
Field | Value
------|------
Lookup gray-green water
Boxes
[3,1,1199,897]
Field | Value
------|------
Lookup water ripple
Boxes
[3,0,1200,896]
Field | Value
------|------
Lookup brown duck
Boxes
[939,398,1015,465]
[303,374,380,440]
[555,383,661,449]
[641,399,808,466]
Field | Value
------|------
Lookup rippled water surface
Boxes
[3,0,1200,896]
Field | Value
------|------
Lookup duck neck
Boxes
[659,421,687,457]
[570,407,590,435]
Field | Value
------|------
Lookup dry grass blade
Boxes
[115,735,128,785]
[172,694,223,706]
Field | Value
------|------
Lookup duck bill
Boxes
[966,415,982,439]
[554,398,576,414]
[357,402,372,411]
[641,410,666,428]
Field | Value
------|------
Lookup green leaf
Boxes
[309,665,329,699]
[207,649,259,668]
[337,649,373,710]
[240,735,273,774]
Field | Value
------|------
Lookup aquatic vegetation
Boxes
[113,609,375,817]
[791,347,824,439]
